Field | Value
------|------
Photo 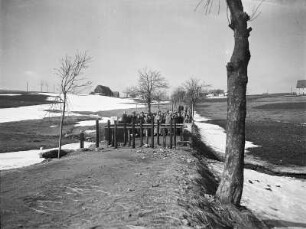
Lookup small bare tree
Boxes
[154,89,168,110]
[55,52,91,158]
[184,78,207,119]
[171,87,186,110]
[123,86,138,98]
[129,68,168,113]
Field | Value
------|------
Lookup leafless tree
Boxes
[213,0,253,206]
[197,0,254,206]
[154,89,168,110]
[54,52,91,159]
[123,86,138,98]
[128,68,168,113]
[171,87,186,110]
[183,78,207,119]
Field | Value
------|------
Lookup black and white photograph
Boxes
[0,0,305,228]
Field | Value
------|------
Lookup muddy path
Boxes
[1,147,197,229]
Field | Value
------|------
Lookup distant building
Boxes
[296,80,306,95]
[113,91,120,98]
[93,85,113,96]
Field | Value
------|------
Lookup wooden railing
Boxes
[106,119,185,149]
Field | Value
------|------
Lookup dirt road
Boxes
[1,147,197,229]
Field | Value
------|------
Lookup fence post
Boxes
[140,119,143,146]
[157,120,160,145]
[107,120,111,146]
[151,116,154,148]
[112,124,115,147]
[146,128,149,145]
[124,122,127,146]
[128,128,131,147]
[170,119,173,149]
[96,119,99,148]
[80,132,84,149]
[132,119,135,148]
[114,120,118,149]
[163,126,166,148]
[180,125,183,141]
[173,119,176,148]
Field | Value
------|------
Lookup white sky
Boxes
[0,0,305,94]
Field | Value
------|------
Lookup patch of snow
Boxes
[84,130,96,134]
[0,94,21,96]
[193,111,258,154]
[196,112,306,228]
[74,117,111,127]
[242,169,306,226]
[194,112,210,122]
[0,104,82,123]
[0,142,94,170]
[0,94,144,124]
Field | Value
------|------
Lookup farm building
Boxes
[296,80,306,95]
[93,85,113,96]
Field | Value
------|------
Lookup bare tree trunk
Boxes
[216,0,251,206]
[58,94,66,159]
[147,101,151,114]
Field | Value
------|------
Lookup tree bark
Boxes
[58,94,66,159]
[216,0,251,206]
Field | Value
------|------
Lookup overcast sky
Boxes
[0,0,305,94]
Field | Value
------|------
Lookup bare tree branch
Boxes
[126,68,168,113]
[53,51,92,159]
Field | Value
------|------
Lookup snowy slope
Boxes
[193,112,306,228]
[0,93,143,123]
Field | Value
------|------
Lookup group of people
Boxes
[120,107,192,126]
[118,107,192,136]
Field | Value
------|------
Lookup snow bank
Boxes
[242,169,306,226]
[74,117,112,127]
[64,94,142,112]
[0,142,94,170]
[0,94,21,96]
[195,112,306,227]
[0,93,144,123]
[0,104,82,123]
[194,111,259,154]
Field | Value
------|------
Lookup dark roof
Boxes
[296,80,306,88]
[94,85,113,96]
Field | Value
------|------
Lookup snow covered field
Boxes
[1,93,305,227]
[0,142,94,170]
[0,93,144,170]
[0,93,143,123]
[193,112,306,228]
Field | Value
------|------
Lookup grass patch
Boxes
[0,115,94,153]
[0,92,55,108]
[207,119,306,167]
[254,102,306,110]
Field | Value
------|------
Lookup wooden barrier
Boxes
[157,120,160,145]
[151,116,154,148]
[107,120,111,145]
[124,122,127,146]
[96,119,99,148]
[80,132,85,149]
[140,120,143,146]
[104,121,185,149]
[114,120,117,149]
[170,119,173,149]
[132,119,135,148]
